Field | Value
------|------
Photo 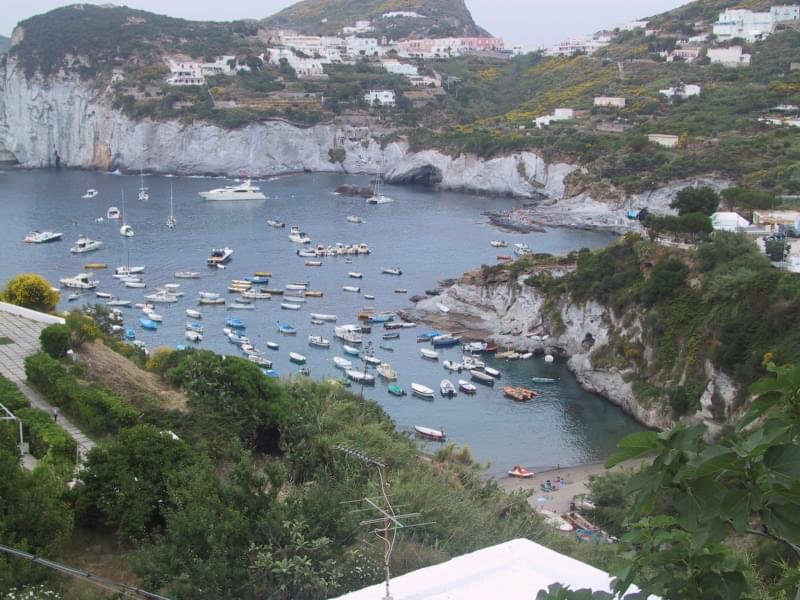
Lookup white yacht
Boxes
[107,206,121,220]
[24,231,63,244]
[207,247,233,267]
[199,179,266,201]
[82,189,99,199]
[144,290,180,304]
[119,224,134,237]
[334,325,363,345]
[70,236,103,254]
[288,226,311,244]
[59,273,98,289]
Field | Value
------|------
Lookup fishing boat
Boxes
[420,348,439,361]
[248,355,272,368]
[343,344,360,356]
[507,465,535,478]
[185,309,202,319]
[310,313,337,322]
[305,260,322,267]
[414,425,446,441]
[348,272,363,279]
[225,329,250,345]
[346,215,365,224]
[185,330,203,343]
[363,355,382,367]
[106,298,131,307]
[308,335,331,348]
[175,271,200,279]
[335,325,362,345]
[281,302,302,311]
[199,179,265,201]
[207,247,233,267]
[288,226,312,244]
[490,240,508,248]
[431,334,461,348]
[381,267,402,276]
[266,341,280,350]
[226,317,246,329]
[24,230,63,244]
[342,286,361,293]
[470,370,495,386]
[440,379,457,398]
[289,352,307,365]
[382,383,403,398]
[382,332,400,340]
[305,290,323,298]
[245,275,269,284]
[503,386,537,402]
[458,380,477,394]
[411,383,435,399]
[276,322,297,335]
[95,291,113,299]
[139,317,159,330]
[267,219,285,228]
[369,313,394,324]
[333,356,352,370]
[443,360,462,372]
[59,273,98,289]
[185,322,204,333]
[416,331,441,343]
[199,297,225,305]
[145,290,179,303]
[124,280,146,289]
[376,363,398,381]
[82,188,99,199]
[241,289,272,300]
[70,236,103,254]
[345,369,375,385]
[107,206,121,220]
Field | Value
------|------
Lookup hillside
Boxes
[262,0,488,38]
[0,35,10,54]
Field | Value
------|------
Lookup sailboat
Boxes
[138,161,149,201]
[166,184,176,229]
[366,157,394,205]
[119,190,134,237]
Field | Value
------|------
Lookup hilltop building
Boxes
[707,46,751,67]
[395,37,504,58]
[659,84,702,99]
[363,89,396,107]
[342,20,374,34]
[382,11,424,18]
[263,49,326,78]
[713,6,800,42]
[534,108,575,128]
[594,96,626,108]
[165,56,247,86]
[712,212,752,232]
[544,34,611,57]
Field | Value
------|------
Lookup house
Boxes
[711,212,751,231]
[594,96,626,108]
[263,49,325,78]
[381,59,418,76]
[342,20,374,34]
[659,84,702,99]
[534,108,575,128]
[666,47,702,62]
[792,62,800,70]
[752,209,800,228]
[545,35,611,57]
[166,60,205,86]
[408,74,441,87]
[363,89,396,107]
[345,36,378,56]
[713,6,800,42]
[647,134,681,148]
[333,539,647,600]
[707,46,751,67]
[395,37,504,58]
[618,20,649,31]
[200,56,237,76]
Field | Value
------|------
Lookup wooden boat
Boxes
[254,271,272,277]
[308,335,331,348]
[440,379,457,397]
[507,465,535,478]
[289,352,307,365]
[503,386,537,402]
[276,322,297,335]
[382,332,400,340]
[382,267,402,276]
[345,369,375,385]
[364,294,376,300]
[198,297,225,305]
[376,363,398,381]
[95,291,113,299]
[310,313,337,322]
[458,380,477,394]
[241,289,271,300]
[265,288,284,295]
[388,384,406,397]
[343,344,360,356]
[343,285,361,293]
[420,348,439,361]
[379,344,394,352]
[411,383,435,399]
[470,370,495,386]
[228,302,255,310]
[305,290,323,297]
[414,425,446,441]
[84,263,107,269]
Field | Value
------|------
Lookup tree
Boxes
[670,186,720,216]
[1,274,59,313]
[766,239,790,262]
[39,323,71,358]
[641,256,689,306]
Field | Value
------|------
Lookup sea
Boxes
[0,168,644,476]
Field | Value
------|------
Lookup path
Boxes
[0,311,96,462]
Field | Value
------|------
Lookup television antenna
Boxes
[336,445,434,600]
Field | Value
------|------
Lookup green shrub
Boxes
[40,324,71,358]
[0,376,30,412]
[16,407,77,467]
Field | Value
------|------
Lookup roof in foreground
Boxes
[334,538,651,600]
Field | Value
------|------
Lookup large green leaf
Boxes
[763,503,800,546]
[676,445,738,481]
[737,392,781,431]
[721,489,752,533]
[738,418,791,457]
[606,431,660,468]
[763,444,800,485]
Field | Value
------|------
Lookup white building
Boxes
[618,20,650,31]
[545,35,611,57]
[594,96,627,108]
[713,6,800,42]
[200,55,238,76]
[648,134,681,148]
[278,34,345,62]
[535,107,575,128]
[382,11,424,18]
[363,89,396,107]
[345,36,379,56]
[381,59,418,76]
[659,84,702,99]
[342,20,374,34]
[263,49,325,78]
[707,46,751,67]
[333,539,649,600]
[166,59,205,86]
[712,212,751,231]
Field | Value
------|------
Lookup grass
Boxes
[58,527,137,599]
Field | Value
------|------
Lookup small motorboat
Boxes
[305,290,323,297]
[531,377,558,383]
[82,189,99,199]
[420,348,439,361]
[114,265,145,277]
[175,271,201,279]
[145,290,179,303]
[285,283,308,291]
[305,260,322,267]
[226,317,246,329]
[310,313,337,322]
[504,386,537,402]
[199,297,225,305]
[276,322,297,335]
[142,308,162,322]
[414,425,445,441]
[225,329,250,345]
[59,273,98,289]
[364,294,375,300]
[288,227,312,244]
[348,272,363,279]
[376,363,398,381]
[124,280,146,289]
[343,285,361,293]
[241,289,272,300]
[289,352,307,365]
[70,236,103,254]
[458,380,477,394]
[346,215,366,224]
[470,370,495,386]
[346,369,375,385]
[284,294,306,303]
[185,330,203,343]
[443,360,462,372]
[266,219,286,228]
[185,322,204,333]
[507,465,535,478]
[67,293,80,302]
[490,240,508,248]
[207,247,233,267]
[382,332,400,340]
[95,291,113,299]
[388,384,406,397]
[248,355,272,367]
[125,329,135,340]
[139,317,159,330]
[381,267,402,276]
[186,309,202,319]
[416,331,441,343]
[343,345,360,356]
[106,298,131,307]
[485,367,501,378]
[24,230,63,244]
[119,224,134,237]
[266,341,280,350]
[394,288,408,294]
[462,356,486,370]
[84,263,107,270]
[107,206,120,220]
[228,302,255,310]
[281,302,303,311]
[245,275,269,284]
[431,334,461,348]
[497,255,512,261]
[379,344,394,352]
[308,335,331,348]
[311,318,324,326]
[411,383,435,399]
[440,379,457,398]
[333,356,352,370]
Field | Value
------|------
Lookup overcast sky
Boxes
[1,0,690,44]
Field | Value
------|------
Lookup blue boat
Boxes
[276,321,297,335]
[246,276,269,284]
[432,334,461,348]
[416,331,442,342]
[226,317,246,329]
[176,344,187,351]
[125,329,136,340]
[139,317,159,330]
[186,322,203,333]
[369,313,395,324]
[263,369,280,378]
[382,332,400,340]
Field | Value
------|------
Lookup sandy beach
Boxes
[496,457,652,514]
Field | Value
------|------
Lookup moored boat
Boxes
[470,369,495,386]
[343,344,360,356]
[376,362,398,381]
[145,290,179,303]
[490,240,508,248]
[531,377,558,383]
[70,236,102,254]
[345,369,375,385]
[281,302,303,311]
[420,348,439,361]
[484,367,501,378]
[333,356,352,370]
[411,383,435,399]
[82,188,99,199]
[24,230,63,244]
[276,321,297,335]
[139,317,159,330]
[199,179,266,201]
[289,352,307,364]
[308,335,331,348]
[440,379,456,397]
[458,380,477,394]
[342,285,361,293]
[186,309,202,319]
[414,425,445,440]
[388,384,406,397]
[207,247,233,267]
[266,219,285,228]
[381,267,402,276]
[443,360,462,372]
[310,313,337,322]
[431,334,461,348]
[175,271,201,279]
[59,273,98,289]
[503,386,537,402]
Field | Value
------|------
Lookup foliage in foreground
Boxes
[1,273,59,313]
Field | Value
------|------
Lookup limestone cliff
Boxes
[407,268,740,433]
